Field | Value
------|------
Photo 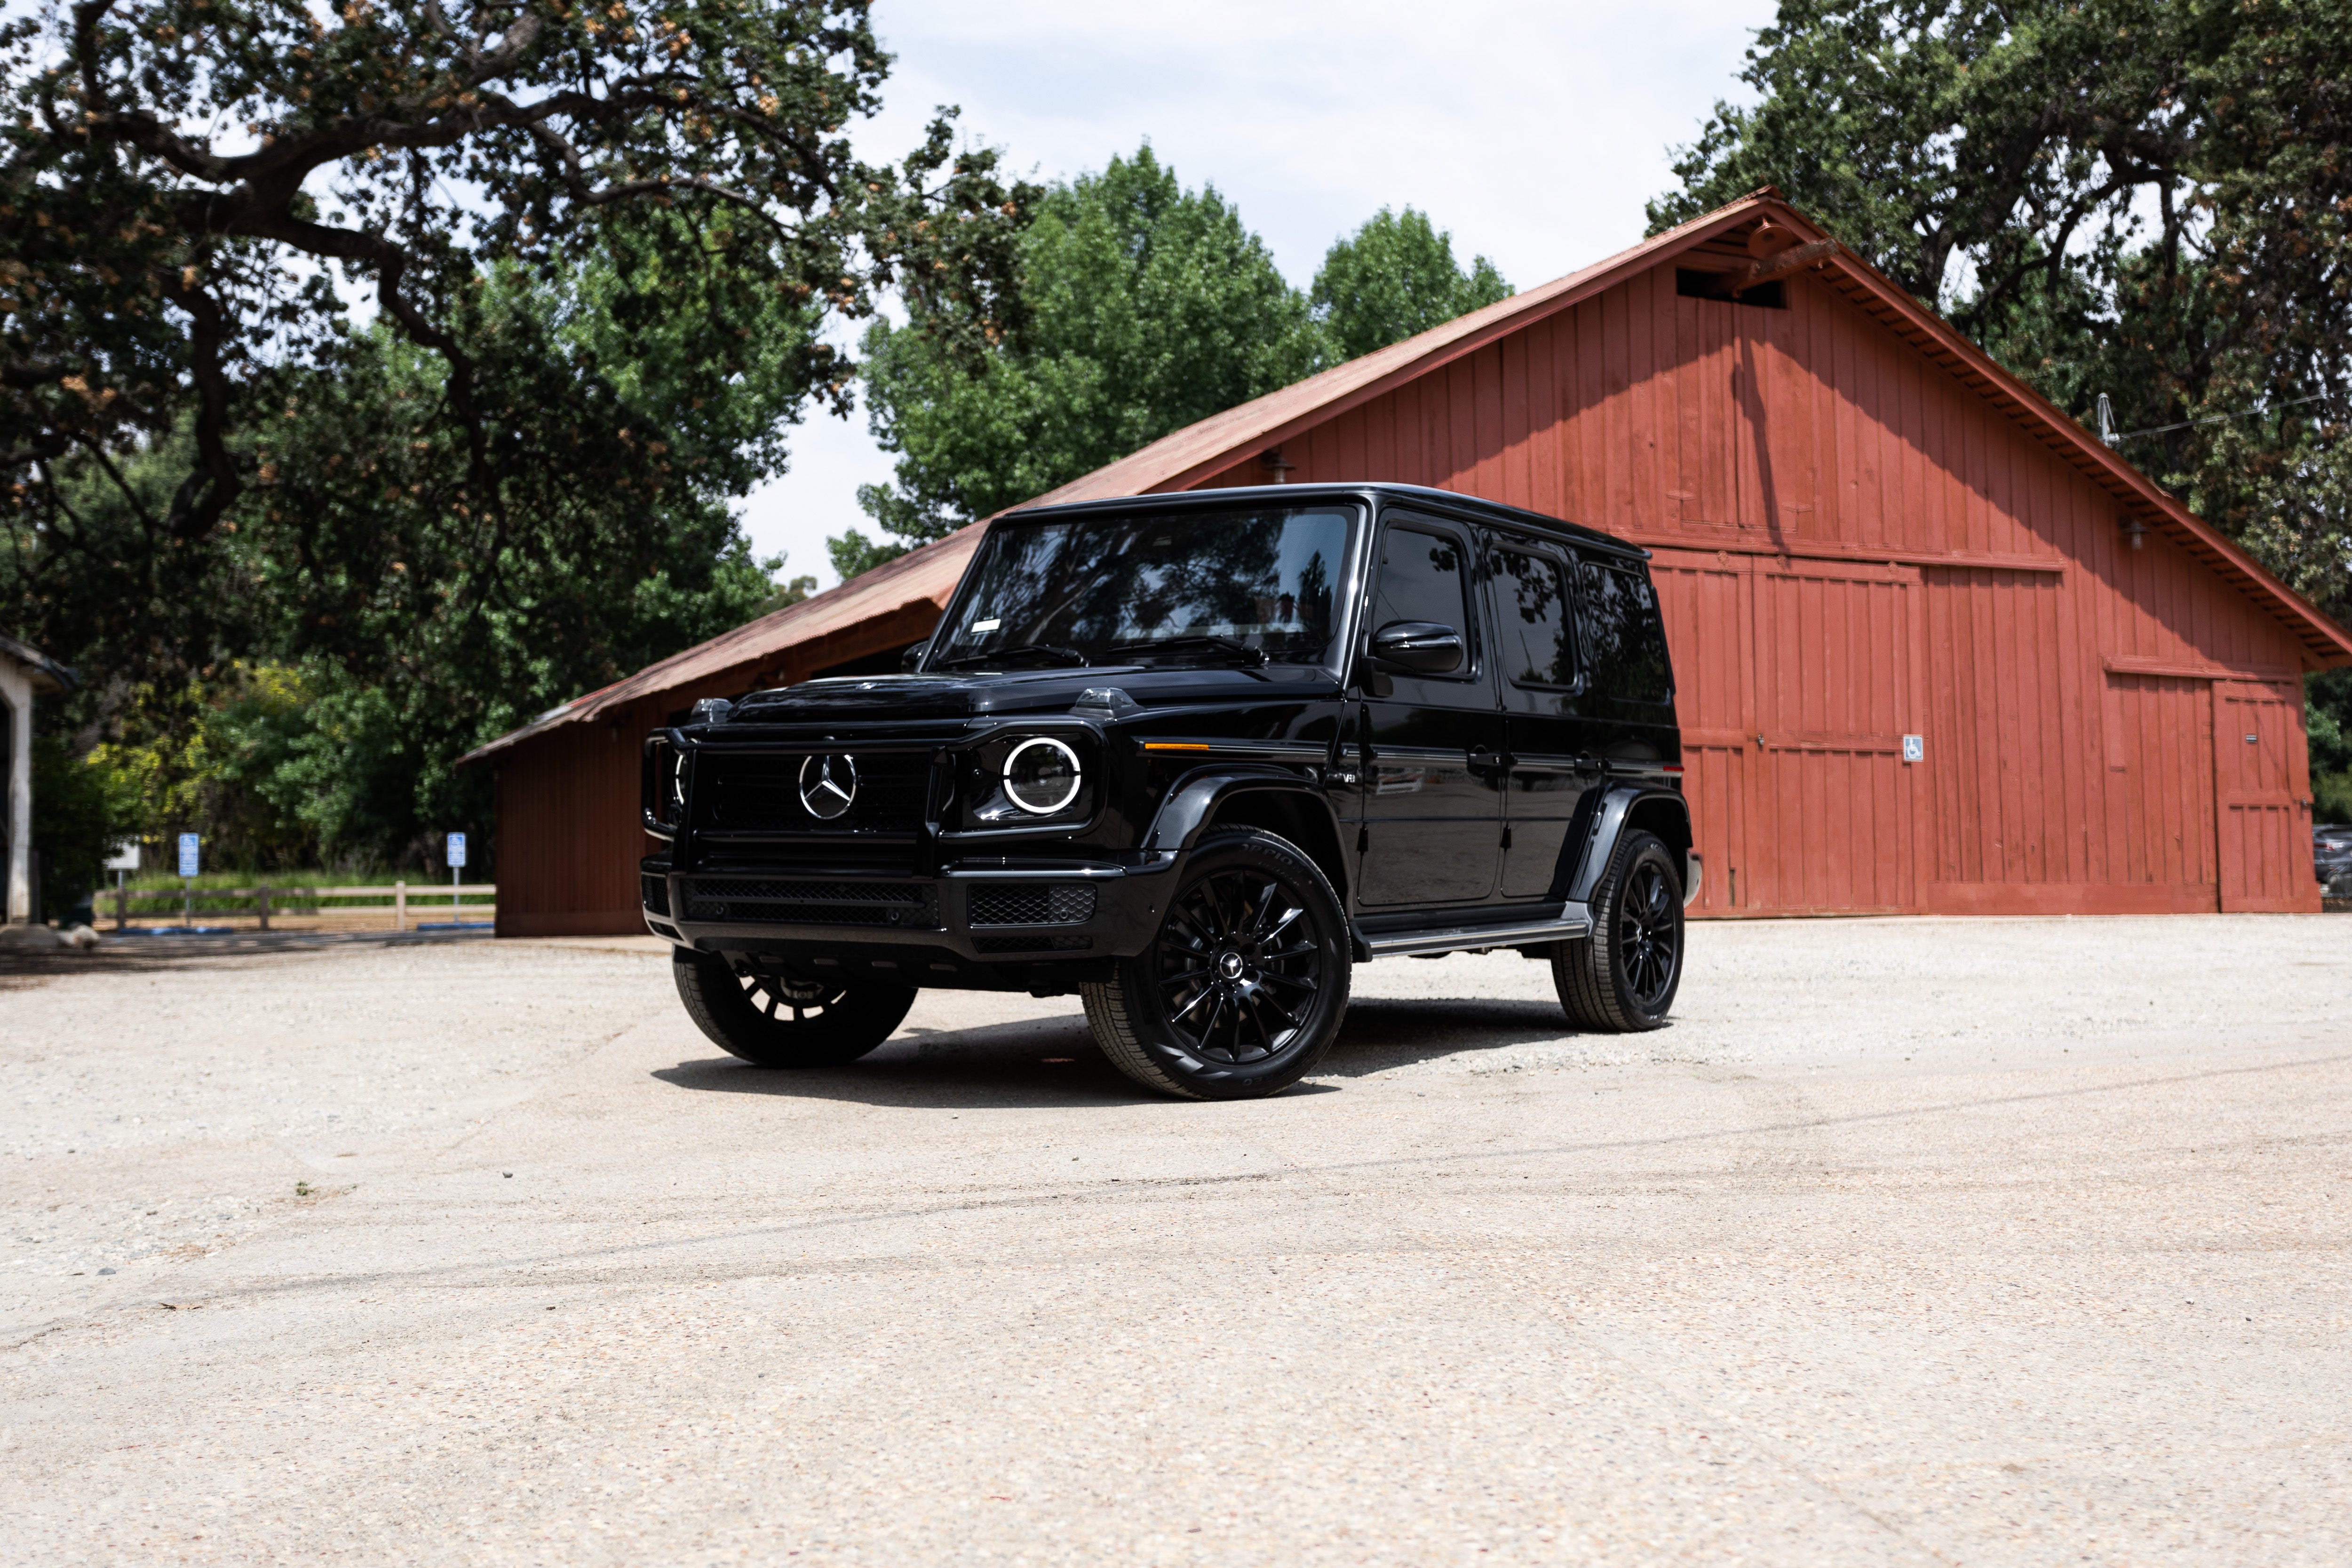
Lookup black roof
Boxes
[1003,482,1652,563]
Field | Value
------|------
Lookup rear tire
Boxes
[1550,829,1683,1032]
[673,949,915,1067]
[1081,828,1351,1100]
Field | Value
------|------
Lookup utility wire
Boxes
[2098,390,2331,446]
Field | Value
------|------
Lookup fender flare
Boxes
[1566,784,1695,906]
[1143,766,1338,856]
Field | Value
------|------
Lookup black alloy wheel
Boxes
[672,948,916,1067]
[1081,828,1351,1099]
[1154,866,1323,1065]
[1616,855,1679,1011]
[1551,828,1684,1032]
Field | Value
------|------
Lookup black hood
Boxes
[724,664,1339,723]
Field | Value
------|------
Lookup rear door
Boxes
[1484,533,1603,900]
[1354,516,1505,907]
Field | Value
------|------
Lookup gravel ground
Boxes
[2,916,2348,1565]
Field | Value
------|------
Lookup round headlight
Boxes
[1003,737,1082,815]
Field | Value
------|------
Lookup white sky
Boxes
[738,0,1776,591]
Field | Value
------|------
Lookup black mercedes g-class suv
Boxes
[642,484,1696,1100]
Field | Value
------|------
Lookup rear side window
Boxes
[1578,564,1671,704]
[1491,548,1577,689]
[1371,526,1474,658]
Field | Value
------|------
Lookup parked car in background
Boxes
[2316,825,2352,898]
[638,484,1698,1100]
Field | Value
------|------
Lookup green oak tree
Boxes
[1311,206,1510,364]
[842,160,1513,575]
[4,0,1025,874]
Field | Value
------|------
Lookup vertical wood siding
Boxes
[1205,249,2320,915]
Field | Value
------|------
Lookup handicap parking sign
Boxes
[446,831,467,869]
[177,833,199,878]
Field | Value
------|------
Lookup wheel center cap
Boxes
[1217,951,1246,980]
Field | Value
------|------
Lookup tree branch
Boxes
[154,269,239,540]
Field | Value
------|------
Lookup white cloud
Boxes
[736,0,1772,589]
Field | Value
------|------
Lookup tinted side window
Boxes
[1372,526,1473,663]
[1578,564,1671,703]
[1491,548,1577,689]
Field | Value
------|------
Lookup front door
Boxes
[1354,517,1505,907]
[2215,677,2319,912]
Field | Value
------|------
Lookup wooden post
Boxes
[256,883,270,932]
[394,880,406,931]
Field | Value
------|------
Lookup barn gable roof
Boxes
[459,522,985,762]
[1024,191,2352,667]
[468,191,2350,765]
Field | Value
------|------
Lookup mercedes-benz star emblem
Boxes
[798,753,858,820]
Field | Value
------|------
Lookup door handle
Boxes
[1467,745,1506,776]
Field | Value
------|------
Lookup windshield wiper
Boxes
[931,643,1089,670]
[1100,635,1268,667]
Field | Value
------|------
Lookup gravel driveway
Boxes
[4,917,2348,1565]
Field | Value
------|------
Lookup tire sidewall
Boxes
[1117,829,1351,1099]
[674,949,914,1068]
[1600,831,1684,1027]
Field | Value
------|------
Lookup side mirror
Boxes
[901,639,930,672]
[1369,620,1465,676]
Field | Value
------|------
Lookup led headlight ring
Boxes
[1002,736,1083,815]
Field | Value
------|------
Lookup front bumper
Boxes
[639,855,1177,984]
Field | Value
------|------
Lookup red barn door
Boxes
[1746,561,1922,913]
[1650,555,1751,914]
[1653,552,1922,915]
[2102,673,2219,907]
[2214,678,2319,912]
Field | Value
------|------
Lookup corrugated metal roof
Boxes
[467,190,2351,765]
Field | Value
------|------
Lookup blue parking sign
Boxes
[177,833,200,878]
[446,832,467,869]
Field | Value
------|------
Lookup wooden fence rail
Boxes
[111,883,498,933]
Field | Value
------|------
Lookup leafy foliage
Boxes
[1311,207,1510,364]
[843,157,1513,570]
[3,0,1025,875]
[29,733,122,920]
[2311,668,2352,823]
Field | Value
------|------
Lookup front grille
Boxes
[974,934,1094,954]
[641,874,669,915]
[968,883,1097,927]
[682,877,936,927]
[693,750,932,834]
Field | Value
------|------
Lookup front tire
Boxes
[673,949,915,1067]
[1081,828,1351,1100]
[1551,829,1684,1032]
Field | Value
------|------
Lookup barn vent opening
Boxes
[1677,269,1787,310]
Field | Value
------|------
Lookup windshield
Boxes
[929,505,1357,668]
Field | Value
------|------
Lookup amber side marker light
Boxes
[1143,742,1211,752]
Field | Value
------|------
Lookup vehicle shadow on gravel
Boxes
[652,1014,1164,1107]
[1318,999,1599,1078]
[651,997,1596,1104]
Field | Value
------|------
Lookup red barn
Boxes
[467,192,2352,932]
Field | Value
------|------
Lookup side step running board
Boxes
[1359,910,1592,961]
